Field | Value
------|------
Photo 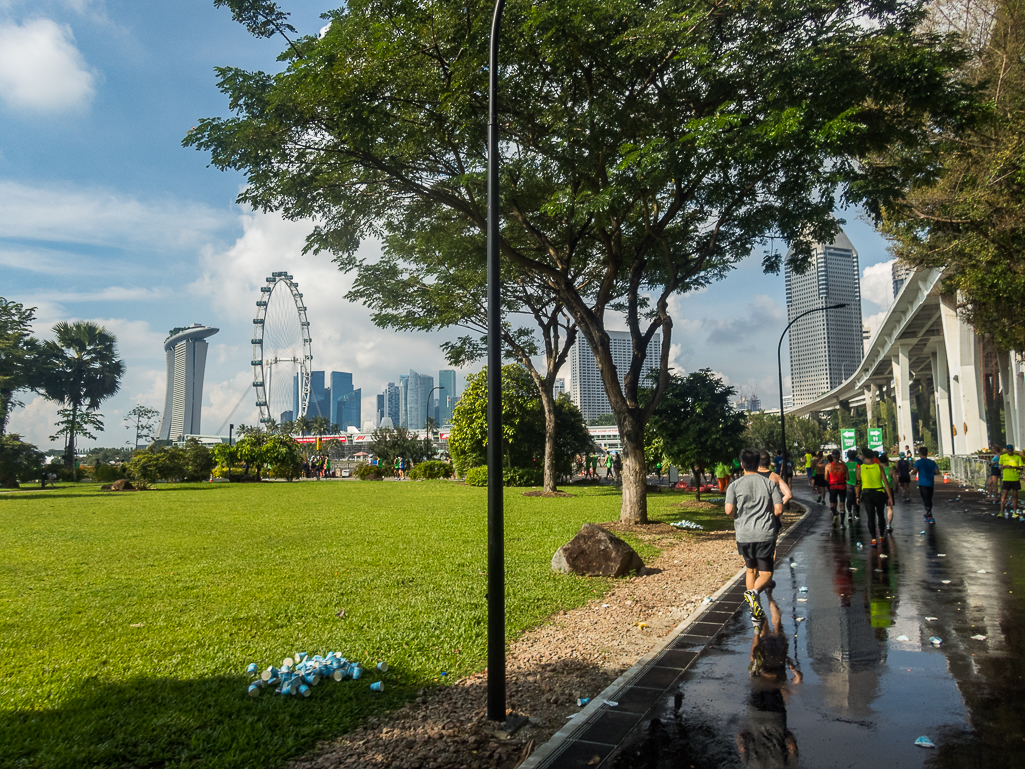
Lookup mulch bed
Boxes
[521,490,575,498]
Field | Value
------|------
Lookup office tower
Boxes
[438,370,457,424]
[418,374,434,428]
[330,371,354,426]
[383,382,400,426]
[568,331,662,421]
[554,378,566,396]
[339,389,361,430]
[892,261,912,298]
[748,393,761,412]
[375,393,385,425]
[157,324,218,440]
[280,410,293,424]
[784,227,864,408]
[398,374,410,427]
[301,371,331,419]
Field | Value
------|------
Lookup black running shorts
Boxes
[814,475,828,488]
[737,540,776,572]
[1002,480,1021,491]
[828,488,845,505]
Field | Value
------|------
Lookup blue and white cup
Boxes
[298,684,311,698]
[370,681,384,692]
[376,661,389,673]
[246,663,259,676]
[261,666,279,682]
[351,664,362,680]
[248,683,262,697]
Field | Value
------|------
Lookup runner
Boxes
[987,448,1001,501]
[855,448,894,547]
[812,451,827,504]
[715,461,731,493]
[726,449,784,627]
[844,449,861,525]
[805,451,815,489]
[896,452,911,503]
[879,453,896,533]
[998,444,1023,519]
[757,450,793,506]
[824,450,848,527]
[912,446,938,524]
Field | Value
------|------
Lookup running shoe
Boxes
[886,526,893,534]
[744,589,765,622]
[927,516,936,524]
[832,515,839,526]
[870,539,878,547]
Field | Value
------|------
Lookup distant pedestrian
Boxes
[987,448,1001,500]
[805,451,815,488]
[896,453,911,502]
[855,448,894,546]
[613,452,622,480]
[758,450,792,507]
[844,450,861,525]
[813,451,827,504]
[655,461,663,485]
[395,456,404,480]
[605,453,614,479]
[726,449,784,628]
[715,461,730,492]
[913,446,938,524]
[879,453,895,532]
[998,444,1022,518]
[824,450,848,527]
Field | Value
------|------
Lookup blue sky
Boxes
[1,0,898,449]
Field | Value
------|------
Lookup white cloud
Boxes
[0,180,232,251]
[18,287,169,303]
[0,18,97,112]
[5,395,61,449]
[861,259,895,311]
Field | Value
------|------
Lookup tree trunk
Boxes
[0,389,11,436]
[692,467,702,501]
[618,410,648,524]
[65,401,78,470]
[540,387,558,492]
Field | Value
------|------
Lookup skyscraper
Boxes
[892,261,913,298]
[785,227,864,408]
[382,382,400,426]
[418,374,434,428]
[329,371,354,426]
[339,389,361,430]
[438,370,457,424]
[157,324,218,440]
[568,331,662,421]
[301,371,331,419]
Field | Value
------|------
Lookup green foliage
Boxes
[262,434,303,481]
[37,321,124,468]
[367,426,433,468]
[463,465,544,487]
[235,431,268,475]
[81,446,132,465]
[408,460,454,480]
[881,0,1025,350]
[0,481,637,768]
[0,433,44,488]
[125,442,215,483]
[0,297,41,437]
[92,463,125,483]
[465,466,488,487]
[743,411,826,455]
[587,414,616,426]
[646,370,746,482]
[450,366,592,475]
[354,462,384,480]
[124,404,160,450]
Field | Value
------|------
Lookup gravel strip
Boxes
[290,508,802,769]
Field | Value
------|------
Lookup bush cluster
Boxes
[92,463,125,483]
[126,440,215,483]
[408,460,454,480]
[465,466,543,487]
[354,462,384,480]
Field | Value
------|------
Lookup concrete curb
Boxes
[518,501,814,769]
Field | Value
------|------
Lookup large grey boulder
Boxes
[551,523,644,577]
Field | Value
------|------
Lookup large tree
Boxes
[881,0,1025,351]
[0,298,41,436]
[38,322,125,469]
[646,369,746,498]
[189,0,972,522]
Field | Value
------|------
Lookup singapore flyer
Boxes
[251,272,312,425]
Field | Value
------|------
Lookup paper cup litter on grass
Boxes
[376,661,389,673]
[248,683,262,697]
[370,681,384,692]
[246,663,259,676]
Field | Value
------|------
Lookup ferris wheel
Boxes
[252,272,312,426]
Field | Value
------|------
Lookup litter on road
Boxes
[915,736,936,748]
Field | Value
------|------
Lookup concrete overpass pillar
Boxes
[932,344,952,456]
[940,294,989,453]
[892,345,914,451]
[864,385,876,431]
[1003,352,1025,450]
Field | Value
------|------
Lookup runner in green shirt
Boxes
[998,444,1023,518]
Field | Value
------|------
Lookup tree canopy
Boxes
[881,0,1025,351]
[0,298,41,437]
[189,0,975,521]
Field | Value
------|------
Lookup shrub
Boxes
[503,466,543,487]
[355,462,384,480]
[408,460,454,480]
[0,434,44,488]
[465,466,488,486]
[93,463,125,483]
[464,466,542,487]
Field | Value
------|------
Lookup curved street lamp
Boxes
[425,385,444,439]
[777,303,848,483]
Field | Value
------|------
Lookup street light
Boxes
[487,0,507,723]
[777,303,848,484]
[425,385,445,439]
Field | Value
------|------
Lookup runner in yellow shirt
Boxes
[998,444,1023,518]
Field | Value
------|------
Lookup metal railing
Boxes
[950,456,991,490]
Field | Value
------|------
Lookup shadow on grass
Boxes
[0,672,407,769]
[0,485,231,501]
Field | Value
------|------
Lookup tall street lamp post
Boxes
[487,0,507,723]
[777,303,848,484]
[425,385,444,439]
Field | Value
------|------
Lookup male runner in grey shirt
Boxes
[726,448,784,625]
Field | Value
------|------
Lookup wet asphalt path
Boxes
[607,480,1025,769]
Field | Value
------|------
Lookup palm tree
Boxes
[311,415,331,436]
[38,321,125,469]
[263,417,279,434]
[293,415,312,436]
[279,419,296,436]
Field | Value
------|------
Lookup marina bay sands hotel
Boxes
[157,324,218,442]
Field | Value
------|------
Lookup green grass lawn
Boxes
[0,480,730,768]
